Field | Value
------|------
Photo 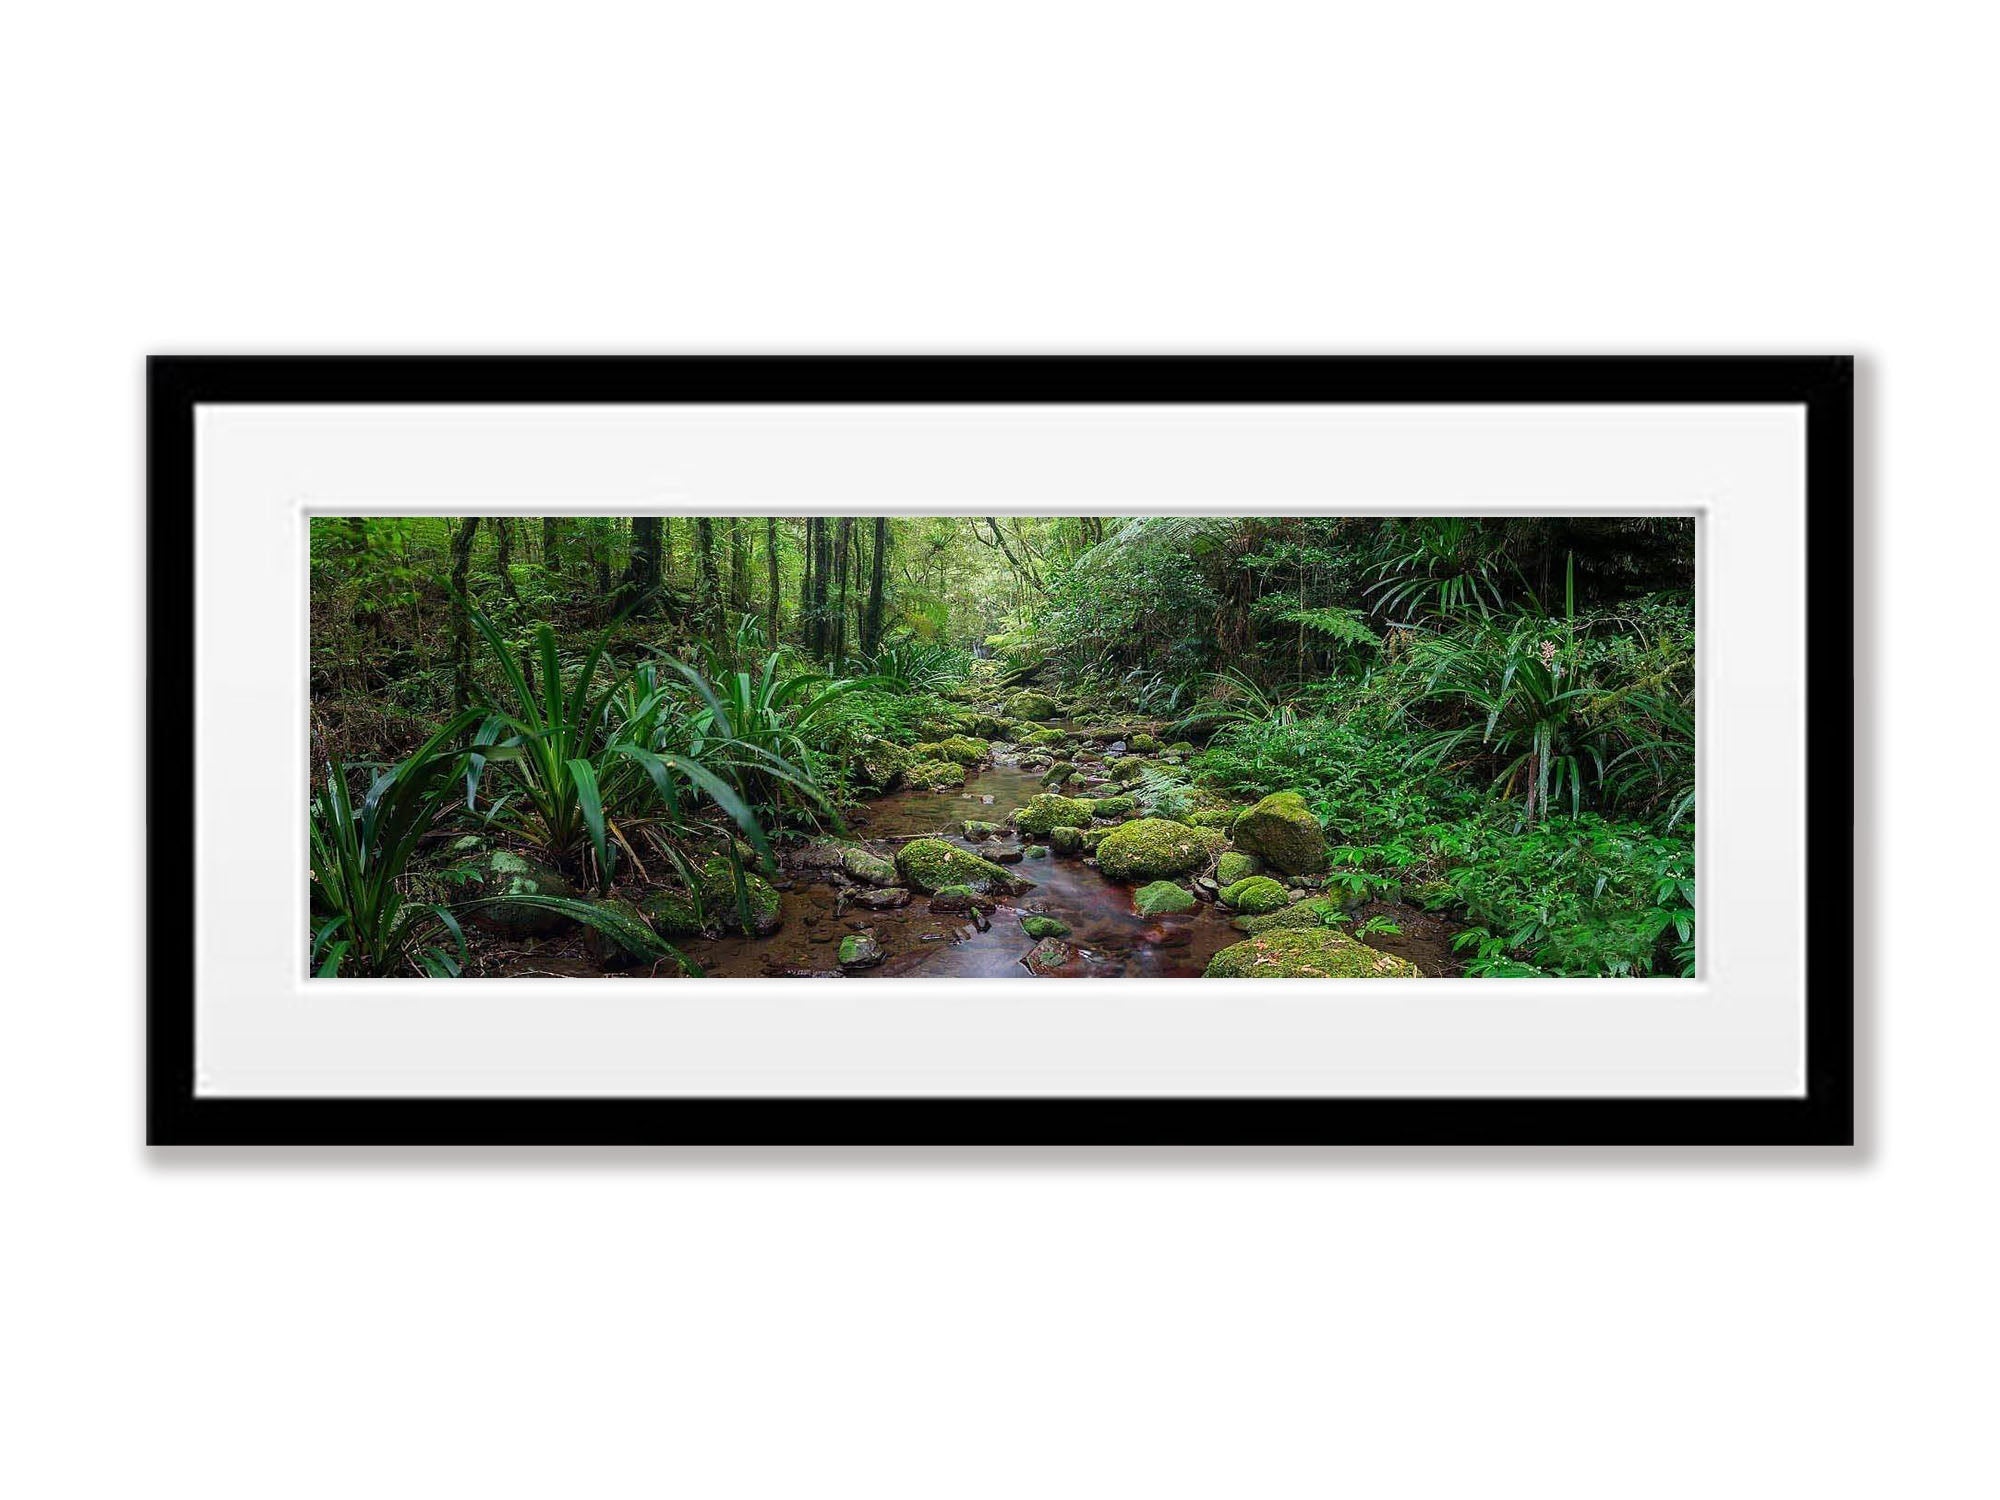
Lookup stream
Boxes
[678,755,1465,978]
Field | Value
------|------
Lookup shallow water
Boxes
[680,760,1245,978]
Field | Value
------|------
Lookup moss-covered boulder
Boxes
[1090,794,1136,820]
[1215,851,1264,886]
[1042,761,1075,785]
[1048,825,1086,856]
[1128,732,1161,753]
[894,838,1031,896]
[1006,690,1060,721]
[1233,896,1347,936]
[1168,741,1196,755]
[700,857,783,936]
[850,735,915,793]
[913,735,990,766]
[639,886,707,939]
[1024,844,1050,860]
[1219,875,1291,915]
[960,820,1005,840]
[905,759,967,791]
[837,933,886,970]
[1023,936,1079,974]
[1228,791,1327,874]
[1094,818,1216,883]
[840,847,899,887]
[584,896,664,967]
[1020,914,1071,939]
[465,849,579,935]
[1011,793,1097,837]
[1205,927,1422,978]
[1132,880,1196,916]
[972,714,1007,739]
[1107,758,1148,786]
[1024,727,1067,748]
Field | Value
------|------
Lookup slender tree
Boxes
[541,517,562,572]
[491,517,521,602]
[695,516,722,640]
[831,517,853,662]
[448,516,480,709]
[766,517,781,641]
[862,515,889,654]
[617,517,663,614]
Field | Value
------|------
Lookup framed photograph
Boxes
[148,356,1852,1145]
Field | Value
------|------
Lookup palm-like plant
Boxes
[466,611,777,891]
[309,712,481,976]
[1365,518,1520,622]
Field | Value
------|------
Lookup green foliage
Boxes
[309,713,481,977]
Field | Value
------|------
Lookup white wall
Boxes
[1,4,1981,1495]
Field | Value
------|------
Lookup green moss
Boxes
[1048,825,1086,855]
[1204,927,1422,978]
[894,838,1030,895]
[1219,875,1291,914]
[1094,818,1217,882]
[837,933,885,969]
[1128,733,1160,753]
[1091,794,1135,820]
[1024,936,1076,974]
[961,820,1005,840]
[1168,741,1196,755]
[639,887,707,938]
[850,735,915,792]
[586,896,671,966]
[1042,761,1075,785]
[1024,727,1068,747]
[1230,790,1328,875]
[466,849,578,935]
[1216,851,1264,886]
[912,735,990,766]
[840,847,899,887]
[905,759,967,791]
[972,714,1007,738]
[699,857,783,936]
[1012,793,1097,837]
[1006,690,1060,721]
[1020,914,1071,939]
[1132,880,1196,916]
[1024,844,1050,860]
[1234,897,1348,936]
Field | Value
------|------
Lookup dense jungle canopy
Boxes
[309,514,1695,980]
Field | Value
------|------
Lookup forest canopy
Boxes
[309,514,1695,981]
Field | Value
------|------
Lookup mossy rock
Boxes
[972,714,1007,738]
[1205,927,1422,978]
[837,933,886,970]
[1132,880,1196,916]
[851,735,915,793]
[1023,936,1079,974]
[1020,914,1071,939]
[639,886,708,939]
[1094,818,1217,883]
[1168,741,1196,755]
[1216,851,1265,886]
[1219,875,1290,915]
[1042,761,1076,785]
[1024,727,1068,748]
[1012,793,1098,837]
[1082,826,1114,853]
[1024,844,1050,860]
[913,735,990,766]
[1090,795,1135,820]
[1107,758,1150,787]
[1048,826,1086,856]
[586,896,671,967]
[961,820,1005,840]
[699,857,783,937]
[465,849,579,935]
[1006,690,1060,721]
[840,847,900,887]
[894,837,1031,895]
[1229,790,1328,875]
[1234,897,1348,936]
[905,759,967,791]
[1128,733,1161,753]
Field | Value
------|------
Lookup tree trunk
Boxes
[695,516,722,640]
[541,517,562,572]
[449,516,480,709]
[862,516,889,655]
[617,517,663,615]
[491,518,520,602]
[831,517,853,662]
[766,517,781,642]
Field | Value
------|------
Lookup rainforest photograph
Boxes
[308,513,1696,981]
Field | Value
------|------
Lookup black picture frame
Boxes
[147,355,1854,1147]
